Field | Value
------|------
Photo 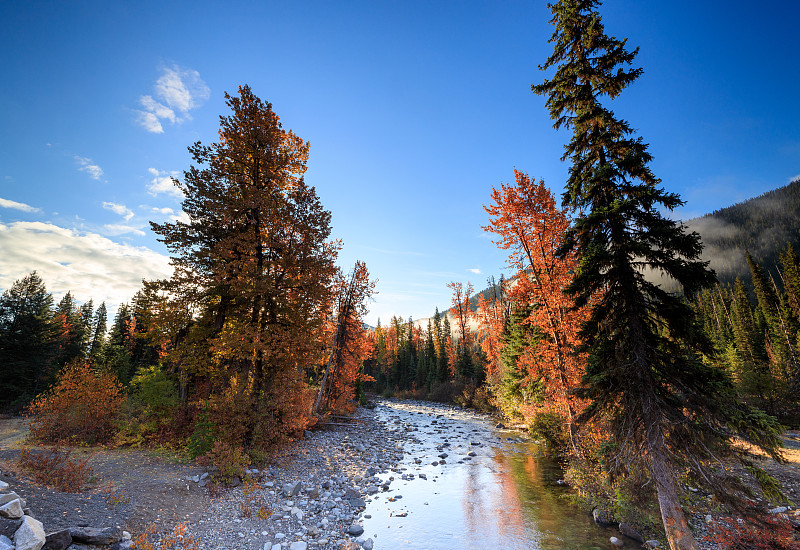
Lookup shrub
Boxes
[27,360,126,445]
[114,365,182,447]
[199,439,249,484]
[18,446,93,492]
[706,515,800,550]
[132,523,202,550]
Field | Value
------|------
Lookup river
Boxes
[360,400,629,550]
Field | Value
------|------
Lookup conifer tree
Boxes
[151,85,339,447]
[0,272,57,409]
[533,2,784,547]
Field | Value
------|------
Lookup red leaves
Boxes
[483,170,590,422]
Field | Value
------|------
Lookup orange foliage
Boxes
[26,360,126,444]
[316,260,375,414]
[483,170,590,434]
[476,291,509,383]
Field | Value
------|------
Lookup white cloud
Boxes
[136,111,164,134]
[169,211,190,224]
[0,197,40,213]
[467,268,482,275]
[147,168,183,198]
[102,201,134,221]
[151,206,174,215]
[104,224,146,237]
[135,65,210,133]
[0,221,171,313]
[74,156,104,180]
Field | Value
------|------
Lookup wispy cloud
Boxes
[104,224,145,237]
[135,65,210,134]
[147,168,183,197]
[74,156,104,180]
[0,197,40,213]
[467,268,482,275]
[102,201,134,221]
[0,221,171,311]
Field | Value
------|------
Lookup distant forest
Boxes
[687,177,800,286]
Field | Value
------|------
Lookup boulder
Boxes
[0,499,23,520]
[69,526,122,545]
[0,534,13,550]
[14,515,46,550]
[619,522,644,543]
[42,529,72,550]
[0,517,22,539]
[0,493,22,507]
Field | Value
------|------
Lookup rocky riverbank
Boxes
[179,404,407,550]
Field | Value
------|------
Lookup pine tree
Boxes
[89,302,108,363]
[533,2,783,547]
[150,85,339,447]
[0,272,57,409]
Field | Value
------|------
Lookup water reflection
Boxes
[360,401,619,549]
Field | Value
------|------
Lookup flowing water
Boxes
[361,400,630,550]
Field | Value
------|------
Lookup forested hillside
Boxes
[688,177,800,284]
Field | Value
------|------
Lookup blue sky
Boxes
[1,0,798,325]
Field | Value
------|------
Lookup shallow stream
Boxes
[361,400,629,550]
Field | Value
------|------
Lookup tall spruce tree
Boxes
[0,272,57,409]
[533,2,783,548]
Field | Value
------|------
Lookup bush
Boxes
[114,365,182,447]
[199,439,250,484]
[27,360,126,445]
[18,446,93,492]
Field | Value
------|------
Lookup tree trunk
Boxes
[651,446,699,550]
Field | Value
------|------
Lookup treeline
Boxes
[694,247,800,415]
[0,86,374,478]
[0,274,149,411]
[364,306,489,403]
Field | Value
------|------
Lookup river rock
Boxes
[363,538,374,550]
[42,529,72,550]
[341,543,359,550]
[69,526,122,545]
[644,541,661,549]
[14,515,46,550]
[347,524,364,536]
[284,481,303,497]
[619,522,644,542]
[288,542,307,550]
[592,508,616,527]
[0,535,13,550]
[609,536,624,547]
[349,498,366,508]
[769,506,788,514]
[0,481,8,492]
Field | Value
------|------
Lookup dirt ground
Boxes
[0,416,209,534]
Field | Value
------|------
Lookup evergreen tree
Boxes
[533,2,783,547]
[151,85,339,447]
[0,272,57,409]
[89,302,108,362]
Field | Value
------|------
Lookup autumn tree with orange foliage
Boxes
[483,170,589,450]
[150,85,340,452]
[475,277,510,384]
[315,260,376,415]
